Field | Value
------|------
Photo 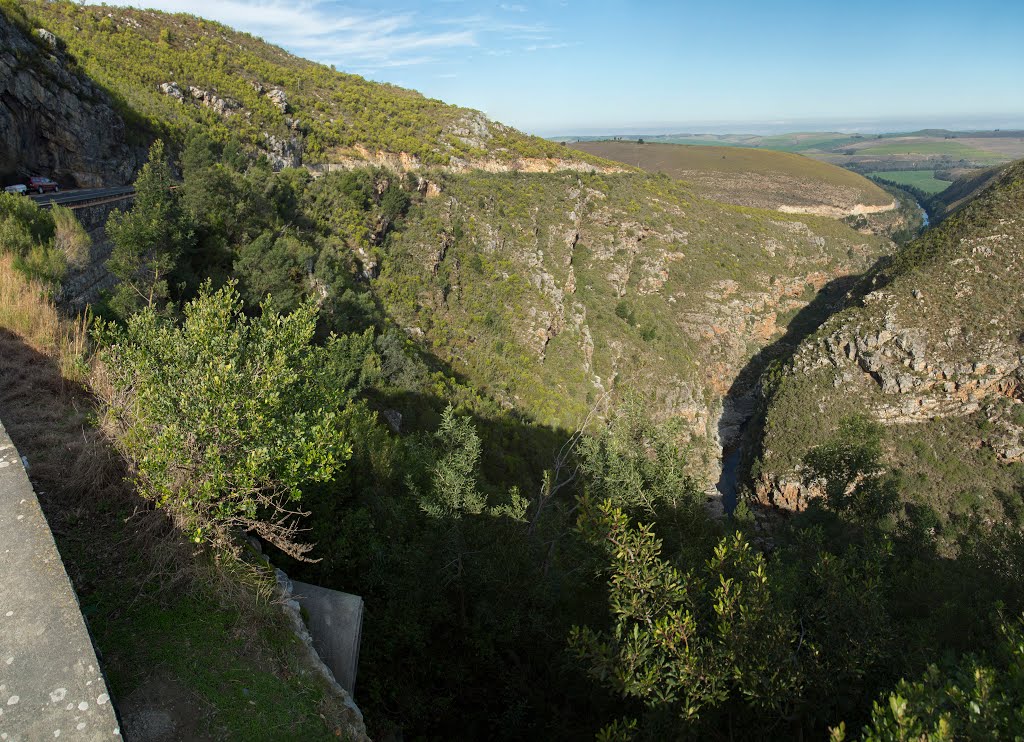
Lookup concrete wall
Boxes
[66,195,134,232]
[291,581,364,696]
[0,420,120,741]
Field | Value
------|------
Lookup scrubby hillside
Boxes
[748,159,1024,524]
[569,140,894,216]
[929,162,1010,222]
[13,0,611,172]
[375,169,892,483]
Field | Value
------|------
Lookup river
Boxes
[917,199,930,229]
[715,446,741,514]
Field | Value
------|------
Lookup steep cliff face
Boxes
[0,9,142,186]
[15,1,611,172]
[749,160,1024,521]
[374,171,893,486]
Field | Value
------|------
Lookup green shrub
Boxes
[95,282,354,558]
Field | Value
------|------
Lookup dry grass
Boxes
[0,253,90,381]
[0,260,353,738]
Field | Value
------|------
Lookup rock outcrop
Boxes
[0,14,142,187]
[749,160,1024,517]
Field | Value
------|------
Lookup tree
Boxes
[802,415,899,526]
[95,282,353,558]
[106,139,194,317]
[571,502,802,735]
[833,616,1024,741]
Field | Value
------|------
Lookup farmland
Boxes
[870,169,953,194]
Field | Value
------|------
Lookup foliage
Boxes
[50,204,91,268]
[572,504,800,728]
[413,405,488,519]
[835,616,1024,741]
[803,415,900,525]
[94,282,357,558]
[106,139,194,316]
[0,197,93,289]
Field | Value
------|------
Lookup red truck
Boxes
[27,176,60,194]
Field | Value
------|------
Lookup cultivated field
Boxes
[871,169,953,194]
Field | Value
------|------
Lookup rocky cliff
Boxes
[748,160,1024,522]
[0,7,142,186]
[374,170,893,487]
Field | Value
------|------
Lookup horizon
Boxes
[105,0,1024,136]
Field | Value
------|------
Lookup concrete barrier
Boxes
[290,582,364,696]
[0,420,120,741]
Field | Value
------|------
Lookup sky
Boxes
[113,0,1024,136]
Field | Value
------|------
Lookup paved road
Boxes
[30,185,134,207]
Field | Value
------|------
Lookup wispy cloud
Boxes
[499,3,527,11]
[525,41,575,52]
[114,0,477,67]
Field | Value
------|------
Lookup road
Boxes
[29,185,135,207]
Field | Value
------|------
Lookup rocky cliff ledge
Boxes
[0,11,141,187]
[749,162,1024,515]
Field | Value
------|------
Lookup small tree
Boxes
[106,139,194,317]
[95,281,352,558]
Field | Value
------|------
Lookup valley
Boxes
[0,0,1023,740]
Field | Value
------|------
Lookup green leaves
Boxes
[851,616,1024,741]
[95,281,358,559]
[572,501,794,728]
[106,140,194,317]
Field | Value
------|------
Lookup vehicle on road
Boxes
[27,176,59,194]
[3,184,28,195]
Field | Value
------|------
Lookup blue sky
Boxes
[117,0,1024,135]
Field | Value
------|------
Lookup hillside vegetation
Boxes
[4,3,1024,740]
[569,140,893,213]
[375,168,892,480]
[748,159,1024,526]
[11,0,609,170]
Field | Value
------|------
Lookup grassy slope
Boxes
[0,256,354,739]
[568,140,893,211]
[13,0,606,168]
[375,170,891,480]
[749,159,1024,525]
[929,162,1010,220]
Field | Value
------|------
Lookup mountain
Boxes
[747,159,1024,525]
[374,168,893,485]
[0,1,899,490]
[929,162,1010,222]
[13,0,609,174]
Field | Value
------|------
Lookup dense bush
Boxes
[95,282,363,558]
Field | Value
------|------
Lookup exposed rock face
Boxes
[187,85,240,116]
[0,14,142,187]
[750,162,1024,514]
[263,131,303,170]
[158,81,185,102]
[267,86,288,113]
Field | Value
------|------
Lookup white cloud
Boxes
[499,3,527,11]
[525,41,574,52]
[111,0,477,67]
